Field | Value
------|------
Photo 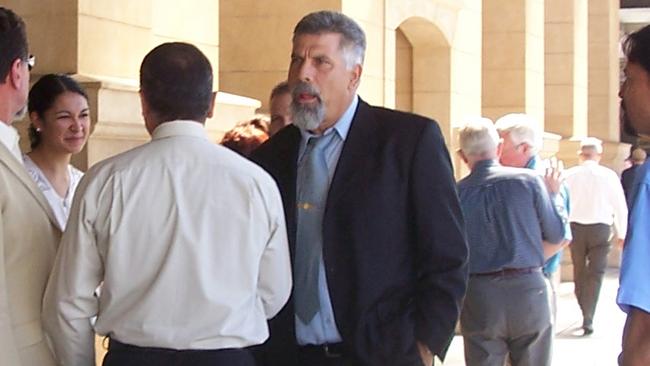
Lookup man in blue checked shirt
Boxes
[457,117,566,366]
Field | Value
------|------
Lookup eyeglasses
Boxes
[26,54,35,71]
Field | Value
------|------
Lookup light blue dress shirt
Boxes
[294,96,358,345]
[617,160,650,313]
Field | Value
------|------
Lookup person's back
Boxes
[43,42,291,366]
[565,160,626,226]
[84,124,287,347]
[459,162,563,273]
[456,118,563,366]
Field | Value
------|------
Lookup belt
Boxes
[470,267,542,277]
[299,343,346,358]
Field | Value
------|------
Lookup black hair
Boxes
[140,42,213,123]
[270,81,290,100]
[0,7,28,83]
[28,74,88,149]
[623,24,650,74]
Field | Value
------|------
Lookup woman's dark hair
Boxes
[28,73,88,149]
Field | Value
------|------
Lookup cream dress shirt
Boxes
[564,160,628,239]
[42,120,292,366]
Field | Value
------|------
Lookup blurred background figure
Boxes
[621,147,647,201]
[268,81,292,136]
[221,116,269,157]
[24,73,89,230]
[564,137,628,336]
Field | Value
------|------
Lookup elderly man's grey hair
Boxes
[293,10,366,69]
[458,117,500,158]
[494,113,543,153]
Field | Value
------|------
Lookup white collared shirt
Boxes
[43,120,292,365]
[0,120,22,162]
[23,155,84,231]
[564,160,628,239]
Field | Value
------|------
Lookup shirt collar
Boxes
[299,95,358,144]
[473,159,499,171]
[525,155,540,170]
[151,120,209,141]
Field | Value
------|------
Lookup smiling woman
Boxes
[23,73,89,230]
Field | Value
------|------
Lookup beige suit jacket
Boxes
[0,144,61,366]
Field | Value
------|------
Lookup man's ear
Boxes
[139,90,148,118]
[457,150,469,165]
[496,141,504,158]
[349,64,362,91]
[206,91,217,119]
[9,58,23,90]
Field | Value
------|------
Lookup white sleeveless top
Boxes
[23,155,84,231]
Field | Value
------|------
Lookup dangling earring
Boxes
[36,127,41,132]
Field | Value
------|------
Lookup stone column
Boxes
[545,0,588,138]
[588,0,620,141]
[482,0,545,126]
[9,0,259,167]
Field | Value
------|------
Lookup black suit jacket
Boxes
[251,99,468,366]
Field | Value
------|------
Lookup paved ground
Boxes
[442,269,625,365]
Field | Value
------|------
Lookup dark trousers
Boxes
[569,222,612,328]
[460,272,552,366]
[103,339,256,366]
[297,344,358,366]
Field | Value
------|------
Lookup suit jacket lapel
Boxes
[326,99,376,208]
[0,145,59,229]
[275,127,301,256]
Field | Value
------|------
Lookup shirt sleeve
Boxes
[256,179,292,319]
[617,181,650,313]
[42,177,103,366]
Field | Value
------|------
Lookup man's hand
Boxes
[543,157,564,195]
[417,341,434,366]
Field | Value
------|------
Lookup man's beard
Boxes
[620,101,639,137]
[291,82,325,132]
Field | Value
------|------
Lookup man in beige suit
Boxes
[0,7,61,366]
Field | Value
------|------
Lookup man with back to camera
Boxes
[617,23,650,365]
[269,80,293,136]
[0,7,62,366]
[252,10,468,366]
[564,137,627,336]
[42,42,292,366]
[456,117,565,366]
[494,113,572,326]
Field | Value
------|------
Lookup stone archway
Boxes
[395,17,451,140]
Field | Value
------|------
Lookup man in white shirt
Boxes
[0,7,62,366]
[564,137,628,336]
[42,42,292,366]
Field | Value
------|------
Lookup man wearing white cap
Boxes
[564,137,628,335]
